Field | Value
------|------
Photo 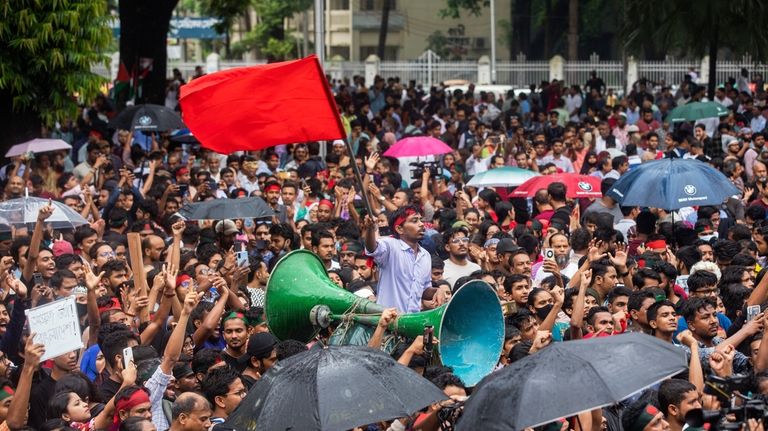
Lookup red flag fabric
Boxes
[179,55,345,153]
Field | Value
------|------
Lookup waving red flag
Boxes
[179,55,345,153]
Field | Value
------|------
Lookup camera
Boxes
[410,161,443,180]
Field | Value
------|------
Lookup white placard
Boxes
[25,296,83,361]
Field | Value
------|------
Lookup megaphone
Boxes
[265,250,505,386]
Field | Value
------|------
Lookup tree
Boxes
[0,0,112,148]
[377,0,392,60]
[219,0,311,62]
[623,0,768,99]
[200,0,252,58]
[117,0,178,106]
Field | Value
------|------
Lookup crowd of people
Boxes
[1,65,768,431]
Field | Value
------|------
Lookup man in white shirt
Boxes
[541,139,575,173]
[565,85,583,122]
[442,224,481,288]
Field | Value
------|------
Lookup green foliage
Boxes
[622,0,768,59]
[425,31,451,59]
[0,0,112,126]
[199,0,252,34]
[440,0,488,19]
[249,0,311,60]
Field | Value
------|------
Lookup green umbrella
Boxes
[467,166,540,188]
[668,101,729,123]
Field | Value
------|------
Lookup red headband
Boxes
[319,199,334,210]
[366,257,375,269]
[264,184,281,193]
[393,208,418,229]
[114,389,150,428]
[98,297,122,314]
[646,239,667,250]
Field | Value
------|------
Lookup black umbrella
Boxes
[224,345,447,431]
[177,197,274,220]
[108,104,184,132]
[457,333,688,431]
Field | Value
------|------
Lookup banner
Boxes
[25,296,83,361]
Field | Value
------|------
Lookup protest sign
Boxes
[25,296,83,361]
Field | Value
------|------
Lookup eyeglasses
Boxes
[99,251,115,258]
[450,237,470,245]
[227,389,247,398]
[694,288,720,295]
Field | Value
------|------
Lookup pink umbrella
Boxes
[6,139,71,158]
[382,136,453,158]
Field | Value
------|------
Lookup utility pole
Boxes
[490,0,496,83]
[315,0,325,65]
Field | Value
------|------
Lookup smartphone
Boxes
[543,248,555,261]
[122,347,134,369]
[748,305,761,321]
[236,250,248,268]
[424,325,434,351]
[178,184,189,196]
[33,272,43,287]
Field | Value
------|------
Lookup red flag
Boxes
[179,55,345,153]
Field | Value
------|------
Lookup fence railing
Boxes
[93,53,768,94]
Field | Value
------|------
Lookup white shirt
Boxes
[442,258,481,288]
[565,94,583,122]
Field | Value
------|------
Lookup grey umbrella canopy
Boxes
[0,196,89,232]
[457,332,688,431]
[177,197,274,220]
[224,345,447,431]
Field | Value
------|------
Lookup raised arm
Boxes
[161,291,200,374]
[7,336,45,429]
[83,264,104,346]
[22,203,53,282]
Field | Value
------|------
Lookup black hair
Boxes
[46,392,75,421]
[586,306,611,327]
[647,300,676,323]
[192,348,222,375]
[632,268,662,289]
[681,297,717,326]
[676,246,702,273]
[55,371,101,404]
[607,286,633,305]
[275,340,309,361]
[622,399,658,431]
[688,270,718,293]
[100,329,139,369]
[200,366,241,406]
[431,372,466,391]
[50,269,77,290]
[714,239,740,263]
[628,290,657,313]
[119,417,153,431]
[658,379,697,416]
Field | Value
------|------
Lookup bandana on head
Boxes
[98,297,122,314]
[647,239,667,250]
[223,311,248,325]
[264,183,281,193]
[319,199,334,210]
[0,386,14,401]
[627,404,660,431]
[113,389,150,429]
[393,208,418,230]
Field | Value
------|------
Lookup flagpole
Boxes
[345,140,376,223]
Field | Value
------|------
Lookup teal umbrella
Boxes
[467,166,540,188]
[668,101,729,123]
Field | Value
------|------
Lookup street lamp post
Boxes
[490,0,496,83]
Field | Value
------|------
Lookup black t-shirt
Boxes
[241,374,257,391]
[29,370,57,429]
[98,376,122,403]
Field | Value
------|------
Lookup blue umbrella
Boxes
[606,158,739,210]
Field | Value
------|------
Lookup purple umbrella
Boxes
[383,136,453,158]
[6,139,71,158]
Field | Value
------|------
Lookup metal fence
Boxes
[92,53,768,93]
[564,53,624,92]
